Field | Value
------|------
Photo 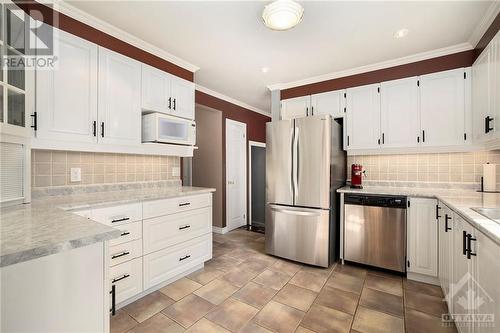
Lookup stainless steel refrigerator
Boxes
[265,115,346,267]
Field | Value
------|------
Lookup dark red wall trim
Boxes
[281,50,474,100]
[195,90,270,143]
[474,12,500,60]
[14,0,194,81]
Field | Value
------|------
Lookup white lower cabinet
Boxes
[437,203,454,302]
[143,234,212,289]
[110,257,143,305]
[407,197,438,278]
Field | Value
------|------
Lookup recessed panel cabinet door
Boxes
[98,48,141,146]
[281,96,310,120]
[36,29,98,143]
[380,77,419,148]
[141,64,170,113]
[407,198,438,277]
[170,76,195,120]
[345,84,381,150]
[420,68,465,147]
[311,90,345,118]
[472,48,492,142]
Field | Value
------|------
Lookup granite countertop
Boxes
[1,186,216,268]
[338,186,500,246]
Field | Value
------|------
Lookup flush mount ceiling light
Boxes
[394,28,409,39]
[261,67,270,73]
[262,0,304,31]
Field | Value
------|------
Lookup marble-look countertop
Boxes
[338,186,500,246]
[1,186,215,267]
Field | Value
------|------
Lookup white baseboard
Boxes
[407,272,441,286]
[212,226,229,234]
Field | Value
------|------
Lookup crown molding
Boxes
[267,42,473,91]
[195,85,270,117]
[51,0,199,72]
[468,1,500,48]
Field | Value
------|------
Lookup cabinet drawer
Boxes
[143,207,212,254]
[143,194,211,219]
[109,239,142,267]
[110,221,142,247]
[110,257,143,305]
[91,203,142,226]
[143,234,212,290]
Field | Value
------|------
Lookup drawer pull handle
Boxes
[120,231,130,237]
[179,225,191,230]
[112,274,130,283]
[111,251,130,259]
[111,217,130,223]
[179,255,191,261]
[179,202,191,207]
[110,285,116,316]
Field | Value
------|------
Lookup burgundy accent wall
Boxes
[195,90,271,228]
[14,0,194,81]
[281,50,474,99]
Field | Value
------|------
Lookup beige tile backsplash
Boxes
[32,150,181,188]
[347,151,500,184]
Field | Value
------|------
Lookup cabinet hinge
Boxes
[417,80,420,87]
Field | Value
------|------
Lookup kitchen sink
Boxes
[471,207,500,222]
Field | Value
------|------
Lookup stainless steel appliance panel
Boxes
[266,204,330,267]
[266,121,294,206]
[294,116,331,209]
[344,204,406,272]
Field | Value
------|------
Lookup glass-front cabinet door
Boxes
[0,2,34,138]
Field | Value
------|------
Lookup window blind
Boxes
[0,142,24,202]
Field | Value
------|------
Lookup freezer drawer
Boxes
[344,204,406,272]
[266,204,330,267]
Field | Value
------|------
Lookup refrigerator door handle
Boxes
[293,126,299,201]
[268,204,323,217]
[290,125,295,199]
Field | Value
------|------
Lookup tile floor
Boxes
[111,229,458,333]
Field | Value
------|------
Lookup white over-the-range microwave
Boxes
[142,113,196,146]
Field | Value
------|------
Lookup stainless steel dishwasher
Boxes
[344,194,407,272]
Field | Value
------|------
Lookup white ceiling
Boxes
[66,1,494,114]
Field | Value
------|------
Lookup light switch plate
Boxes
[70,168,81,182]
[172,166,180,177]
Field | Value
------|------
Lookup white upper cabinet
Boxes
[141,65,171,114]
[345,83,381,150]
[407,197,438,278]
[36,29,98,143]
[419,68,466,147]
[170,76,195,120]
[281,96,310,120]
[472,31,499,144]
[311,90,345,118]
[98,48,141,146]
[380,77,419,148]
[141,65,195,120]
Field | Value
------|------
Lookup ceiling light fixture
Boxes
[394,28,409,39]
[261,67,270,73]
[262,0,304,31]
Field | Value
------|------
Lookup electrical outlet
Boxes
[172,166,180,177]
[70,168,81,182]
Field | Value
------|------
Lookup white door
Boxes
[98,48,141,146]
[35,29,98,143]
[438,204,454,303]
[346,83,381,150]
[407,197,438,277]
[311,90,345,118]
[170,76,195,120]
[281,96,310,120]
[420,68,466,147]
[141,64,170,113]
[474,227,500,333]
[226,119,247,231]
[380,77,419,148]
